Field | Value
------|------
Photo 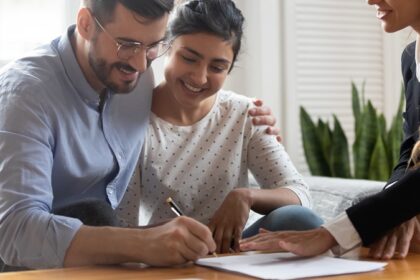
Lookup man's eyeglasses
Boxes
[92,15,171,61]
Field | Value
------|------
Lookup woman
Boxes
[117,0,322,253]
[240,0,420,260]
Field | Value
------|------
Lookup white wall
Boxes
[225,0,283,129]
[0,1,79,66]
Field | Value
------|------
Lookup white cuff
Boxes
[323,212,361,256]
[384,180,397,190]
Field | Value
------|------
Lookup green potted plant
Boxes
[300,82,404,181]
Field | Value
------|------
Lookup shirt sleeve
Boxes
[323,212,362,256]
[0,89,83,269]
[247,124,311,208]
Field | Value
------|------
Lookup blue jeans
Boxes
[242,205,323,238]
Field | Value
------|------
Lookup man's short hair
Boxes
[84,0,174,24]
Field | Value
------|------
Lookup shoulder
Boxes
[0,46,61,95]
[217,89,254,113]
[401,41,416,69]
[400,41,416,85]
[402,41,416,60]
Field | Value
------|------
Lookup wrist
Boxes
[319,227,338,248]
[64,226,140,266]
[232,188,253,207]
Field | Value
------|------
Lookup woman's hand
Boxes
[208,188,252,253]
[368,215,420,259]
[239,228,337,256]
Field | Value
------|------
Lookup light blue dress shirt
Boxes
[0,26,153,268]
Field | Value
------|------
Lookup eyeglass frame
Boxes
[91,13,171,61]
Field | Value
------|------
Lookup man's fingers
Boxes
[184,230,215,258]
[252,98,263,107]
[176,217,216,253]
[265,126,281,136]
[249,106,272,117]
[252,116,276,127]
[178,239,203,263]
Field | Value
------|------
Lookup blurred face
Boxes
[162,33,234,110]
[367,0,420,33]
[87,3,168,93]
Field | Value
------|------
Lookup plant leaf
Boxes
[300,107,331,176]
[331,115,351,178]
[368,134,390,181]
[352,82,361,135]
[353,101,378,179]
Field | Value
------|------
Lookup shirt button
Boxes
[107,189,114,195]
[116,153,122,160]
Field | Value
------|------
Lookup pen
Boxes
[166,197,184,216]
[166,197,218,258]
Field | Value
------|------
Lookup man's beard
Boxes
[88,51,140,93]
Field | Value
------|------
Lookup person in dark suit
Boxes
[240,0,420,259]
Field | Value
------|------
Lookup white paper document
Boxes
[196,252,387,280]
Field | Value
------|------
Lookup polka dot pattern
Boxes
[116,90,310,227]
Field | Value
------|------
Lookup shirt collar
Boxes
[57,25,101,109]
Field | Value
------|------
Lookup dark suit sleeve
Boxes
[387,41,419,186]
[346,169,420,246]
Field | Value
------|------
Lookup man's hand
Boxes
[64,216,216,267]
[368,217,417,260]
[239,228,337,256]
[139,216,216,266]
[249,99,281,142]
[208,188,252,253]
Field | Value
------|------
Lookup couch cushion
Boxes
[307,176,384,222]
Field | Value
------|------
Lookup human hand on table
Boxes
[368,217,418,260]
[208,188,252,253]
[239,227,337,256]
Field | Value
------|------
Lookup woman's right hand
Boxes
[368,217,418,260]
[239,227,336,256]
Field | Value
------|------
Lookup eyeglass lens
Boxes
[117,42,170,61]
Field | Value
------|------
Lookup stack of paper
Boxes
[196,252,386,279]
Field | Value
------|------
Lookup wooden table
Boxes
[1,250,419,280]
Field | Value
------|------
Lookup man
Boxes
[0,0,215,268]
[0,0,215,269]
[0,0,278,269]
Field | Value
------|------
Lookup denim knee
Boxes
[261,205,323,231]
[266,205,323,230]
[242,205,323,238]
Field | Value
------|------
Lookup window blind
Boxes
[283,0,388,175]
